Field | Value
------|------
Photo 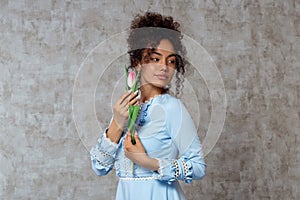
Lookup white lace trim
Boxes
[119,176,158,181]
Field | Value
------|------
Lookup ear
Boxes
[135,64,142,72]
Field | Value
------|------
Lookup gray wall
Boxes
[1,0,299,199]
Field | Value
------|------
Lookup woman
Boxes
[90,12,206,200]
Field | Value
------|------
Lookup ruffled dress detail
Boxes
[90,94,206,200]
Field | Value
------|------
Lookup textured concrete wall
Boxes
[1,0,299,199]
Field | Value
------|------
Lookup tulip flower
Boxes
[127,69,136,89]
[125,65,140,145]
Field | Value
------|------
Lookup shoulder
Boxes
[157,94,188,119]
[150,94,190,122]
[160,94,197,138]
[159,94,182,108]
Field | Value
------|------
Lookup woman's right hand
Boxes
[112,90,139,130]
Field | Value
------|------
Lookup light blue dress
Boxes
[90,94,206,200]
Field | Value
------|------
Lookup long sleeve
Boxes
[156,136,206,184]
[154,98,206,184]
[90,130,120,176]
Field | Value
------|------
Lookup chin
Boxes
[153,81,169,88]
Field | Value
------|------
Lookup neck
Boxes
[140,84,166,103]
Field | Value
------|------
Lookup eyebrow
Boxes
[151,51,177,59]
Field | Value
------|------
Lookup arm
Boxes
[123,133,205,183]
[106,119,123,143]
[157,99,206,183]
[90,129,120,176]
[90,91,139,176]
[123,98,206,183]
[157,135,206,184]
[124,132,159,171]
[107,91,138,143]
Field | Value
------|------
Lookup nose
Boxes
[160,63,168,72]
[159,59,168,72]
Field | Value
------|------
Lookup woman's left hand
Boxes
[124,132,146,165]
[124,132,159,171]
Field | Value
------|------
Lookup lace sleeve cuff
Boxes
[101,130,120,152]
[154,158,194,184]
[154,159,176,184]
[179,158,193,184]
[90,129,121,175]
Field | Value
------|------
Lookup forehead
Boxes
[155,39,175,54]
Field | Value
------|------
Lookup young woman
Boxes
[90,12,206,200]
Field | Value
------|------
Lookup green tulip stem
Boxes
[125,65,140,145]
[128,105,140,145]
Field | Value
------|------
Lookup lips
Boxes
[155,74,168,80]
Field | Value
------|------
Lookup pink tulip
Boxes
[124,65,140,145]
[127,69,136,89]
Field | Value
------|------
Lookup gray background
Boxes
[1,0,299,199]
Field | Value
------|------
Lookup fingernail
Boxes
[134,90,138,95]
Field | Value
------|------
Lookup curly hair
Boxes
[127,12,187,97]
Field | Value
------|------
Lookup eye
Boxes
[168,60,175,64]
[167,59,176,67]
[150,57,159,62]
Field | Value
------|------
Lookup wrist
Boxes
[111,118,124,131]
[139,155,159,172]
[107,119,124,143]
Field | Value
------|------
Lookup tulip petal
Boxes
[127,69,136,89]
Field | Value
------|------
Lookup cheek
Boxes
[169,70,175,79]
[140,68,151,84]
[141,65,155,77]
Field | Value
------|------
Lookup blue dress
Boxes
[90,94,206,200]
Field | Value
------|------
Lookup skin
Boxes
[107,39,177,171]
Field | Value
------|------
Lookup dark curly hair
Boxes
[127,12,187,97]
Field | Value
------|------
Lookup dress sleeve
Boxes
[156,99,206,184]
[90,129,120,176]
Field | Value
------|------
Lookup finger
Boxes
[129,95,139,106]
[118,91,132,105]
[128,90,139,102]
[122,91,138,108]
[124,146,128,155]
[126,132,131,142]
[133,132,141,143]
[124,132,131,147]
[120,96,131,109]
[124,132,129,143]
[133,133,145,150]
